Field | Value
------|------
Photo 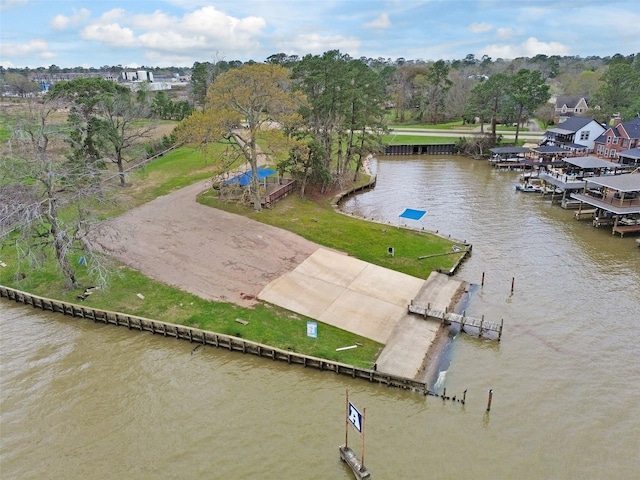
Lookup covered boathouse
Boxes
[538,156,626,208]
[570,172,640,236]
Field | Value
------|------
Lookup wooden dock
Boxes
[593,216,615,227]
[408,303,503,340]
[612,224,640,237]
[574,208,596,220]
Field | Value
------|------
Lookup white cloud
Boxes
[481,37,571,59]
[468,22,492,34]
[77,5,267,61]
[81,23,138,48]
[0,38,53,59]
[496,27,523,40]
[276,33,361,57]
[51,8,91,31]
[129,10,174,31]
[365,13,391,29]
[101,8,126,22]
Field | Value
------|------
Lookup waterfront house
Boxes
[553,96,593,124]
[541,117,605,154]
[593,117,640,162]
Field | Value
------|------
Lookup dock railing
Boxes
[408,302,503,340]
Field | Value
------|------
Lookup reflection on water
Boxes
[2,155,640,479]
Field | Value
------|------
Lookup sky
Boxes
[1,0,639,69]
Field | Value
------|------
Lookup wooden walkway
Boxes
[408,303,503,340]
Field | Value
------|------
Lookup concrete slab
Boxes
[350,263,425,307]
[258,271,345,319]
[375,315,442,379]
[259,250,467,380]
[294,248,366,287]
[258,248,424,344]
[318,289,407,344]
[413,271,466,311]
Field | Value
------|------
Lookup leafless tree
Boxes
[1,97,122,289]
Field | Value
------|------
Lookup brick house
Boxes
[593,117,640,162]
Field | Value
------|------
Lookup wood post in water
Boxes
[481,271,485,287]
[486,389,493,412]
[511,277,515,294]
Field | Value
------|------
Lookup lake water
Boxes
[2,155,639,479]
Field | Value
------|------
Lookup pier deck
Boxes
[407,303,503,339]
[574,209,596,220]
[612,224,640,237]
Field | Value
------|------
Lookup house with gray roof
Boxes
[553,96,594,124]
[541,117,606,153]
[594,117,640,162]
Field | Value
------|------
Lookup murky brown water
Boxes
[2,155,640,479]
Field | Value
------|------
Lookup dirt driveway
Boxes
[105,180,321,307]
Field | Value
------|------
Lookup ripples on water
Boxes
[2,155,640,479]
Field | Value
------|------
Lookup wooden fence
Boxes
[0,285,430,394]
[261,179,296,208]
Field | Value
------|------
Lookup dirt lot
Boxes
[105,179,322,307]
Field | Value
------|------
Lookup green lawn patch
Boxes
[0,244,381,368]
[198,191,464,279]
[388,120,465,129]
[383,134,457,145]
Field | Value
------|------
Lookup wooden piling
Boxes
[486,389,493,412]
[511,277,515,294]
[481,271,485,287]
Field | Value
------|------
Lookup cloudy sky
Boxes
[1,0,639,69]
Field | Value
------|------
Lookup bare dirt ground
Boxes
[104,179,322,307]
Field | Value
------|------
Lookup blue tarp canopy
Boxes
[224,168,276,187]
[399,208,426,220]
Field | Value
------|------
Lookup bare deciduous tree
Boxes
[1,98,121,290]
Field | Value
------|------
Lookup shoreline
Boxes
[418,281,470,387]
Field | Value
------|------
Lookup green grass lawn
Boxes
[388,120,466,130]
[383,134,457,145]
[199,192,465,278]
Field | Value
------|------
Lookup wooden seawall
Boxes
[385,144,457,155]
[1,285,432,394]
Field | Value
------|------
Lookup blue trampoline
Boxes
[399,208,426,221]
[224,168,276,187]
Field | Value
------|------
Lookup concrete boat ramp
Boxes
[259,248,466,380]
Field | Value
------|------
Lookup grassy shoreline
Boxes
[1,144,464,368]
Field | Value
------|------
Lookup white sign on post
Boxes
[306,321,317,339]
[348,402,363,433]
